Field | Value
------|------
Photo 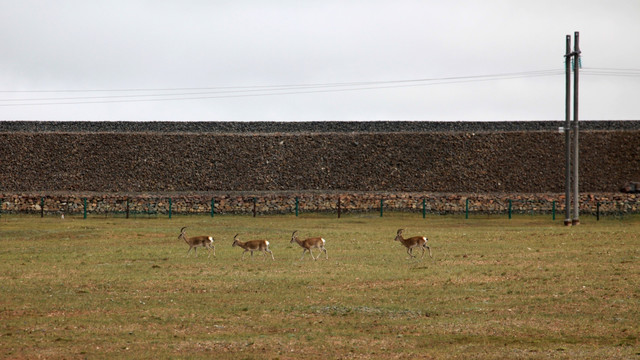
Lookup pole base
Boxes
[572,219,580,226]
[564,219,572,226]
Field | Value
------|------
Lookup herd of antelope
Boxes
[178,227,432,260]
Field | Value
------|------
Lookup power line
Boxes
[0,70,563,107]
[1,71,562,103]
[0,69,562,94]
[581,67,640,77]
[584,67,640,72]
[9,66,640,107]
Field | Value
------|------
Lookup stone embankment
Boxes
[1,131,639,193]
[1,121,639,216]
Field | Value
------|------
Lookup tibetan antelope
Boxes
[178,227,215,257]
[232,234,274,260]
[290,231,328,260]
[394,229,432,259]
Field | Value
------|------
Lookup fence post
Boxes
[168,198,172,219]
[508,199,512,219]
[552,200,556,220]
[41,197,45,218]
[422,198,426,219]
[380,198,384,217]
[597,202,600,221]
[126,198,130,219]
[465,198,469,219]
[337,197,341,219]
[83,198,87,219]
[211,198,215,218]
[253,197,257,217]
[295,197,299,217]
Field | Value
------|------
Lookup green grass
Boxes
[1,213,639,359]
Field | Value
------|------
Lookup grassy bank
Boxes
[1,214,638,359]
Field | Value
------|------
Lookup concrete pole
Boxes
[564,34,572,226]
[572,31,581,225]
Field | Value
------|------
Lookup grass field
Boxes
[1,213,639,359]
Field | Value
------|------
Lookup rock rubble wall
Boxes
[1,131,638,193]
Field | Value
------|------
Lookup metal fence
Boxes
[1,195,638,220]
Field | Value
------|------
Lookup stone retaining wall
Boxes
[1,131,639,193]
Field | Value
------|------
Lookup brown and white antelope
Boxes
[232,234,275,260]
[290,231,328,260]
[394,229,432,259]
[178,227,215,257]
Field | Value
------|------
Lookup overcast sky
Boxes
[1,0,639,122]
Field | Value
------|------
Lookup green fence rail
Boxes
[0,195,637,220]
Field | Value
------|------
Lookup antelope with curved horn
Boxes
[394,229,432,259]
[290,231,328,260]
[232,234,274,260]
[179,227,215,257]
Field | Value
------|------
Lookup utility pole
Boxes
[572,31,581,225]
[563,31,581,226]
[564,34,572,226]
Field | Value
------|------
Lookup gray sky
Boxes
[1,0,639,122]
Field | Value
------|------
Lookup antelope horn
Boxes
[179,227,187,239]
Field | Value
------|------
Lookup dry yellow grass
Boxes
[1,213,638,359]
